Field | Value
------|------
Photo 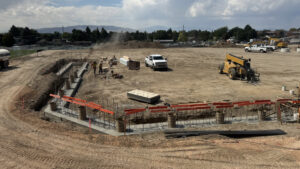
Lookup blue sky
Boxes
[0,0,300,32]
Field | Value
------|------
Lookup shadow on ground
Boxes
[165,129,286,139]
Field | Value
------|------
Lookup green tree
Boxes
[92,28,101,42]
[172,31,179,41]
[244,25,257,40]
[100,28,109,41]
[153,30,168,40]
[71,29,87,41]
[188,30,199,40]
[53,32,61,39]
[213,27,228,40]
[9,25,21,37]
[62,32,72,41]
[227,27,246,41]
[86,26,91,34]
[198,31,211,41]
[178,31,187,42]
[2,33,15,47]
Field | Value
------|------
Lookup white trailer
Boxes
[0,49,10,69]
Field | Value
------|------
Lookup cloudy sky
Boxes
[0,0,300,32]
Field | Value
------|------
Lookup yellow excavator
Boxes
[219,53,260,82]
[268,37,288,48]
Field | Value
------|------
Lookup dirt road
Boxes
[1,49,300,169]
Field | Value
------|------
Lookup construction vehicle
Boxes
[244,40,266,47]
[145,54,168,70]
[219,53,260,81]
[268,37,288,48]
[0,49,10,69]
[245,44,269,53]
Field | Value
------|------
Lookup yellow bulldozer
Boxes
[219,53,260,82]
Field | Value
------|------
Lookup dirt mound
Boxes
[93,41,164,50]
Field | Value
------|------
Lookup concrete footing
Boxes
[73,71,78,78]
[216,112,225,124]
[116,118,126,132]
[70,75,75,83]
[59,89,64,97]
[65,79,71,89]
[50,102,57,111]
[78,106,87,120]
[258,110,266,121]
[167,113,176,128]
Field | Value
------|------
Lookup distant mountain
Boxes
[140,25,183,32]
[37,25,136,33]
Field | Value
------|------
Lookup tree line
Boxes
[1,25,299,47]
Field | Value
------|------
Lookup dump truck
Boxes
[219,53,259,81]
[0,49,10,69]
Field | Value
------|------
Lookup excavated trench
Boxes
[24,59,87,111]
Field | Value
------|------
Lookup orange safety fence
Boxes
[50,94,114,115]
[175,106,211,111]
[124,108,146,115]
[50,93,299,116]
[171,103,208,108]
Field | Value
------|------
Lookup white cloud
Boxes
[0,0,300,32]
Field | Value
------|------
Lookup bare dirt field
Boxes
[78,47,300,108]
[0,47,300,169]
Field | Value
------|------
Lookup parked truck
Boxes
[0,49,10,69]
[245,44,269,53]
[145,54,168,70]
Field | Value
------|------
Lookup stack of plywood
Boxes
[127,89,160,104]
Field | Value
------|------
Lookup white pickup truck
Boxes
[145,54,168,70]
[0,49,10,69]
[245,44,269,53]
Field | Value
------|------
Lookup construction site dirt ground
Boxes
[78,47,300,108]
[1,46,300,168]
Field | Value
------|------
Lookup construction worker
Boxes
[99,61,103,74]
[92,61,97,75]
[108,60,111,69]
